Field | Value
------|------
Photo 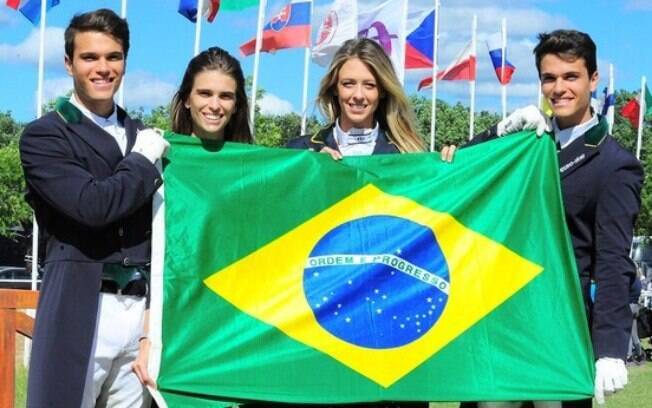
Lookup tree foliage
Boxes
[1,89,651,238]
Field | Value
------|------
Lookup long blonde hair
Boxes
[317,39,424,152]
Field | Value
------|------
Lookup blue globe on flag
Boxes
[303,215,450,349]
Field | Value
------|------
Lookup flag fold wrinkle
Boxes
[152,132,595,405]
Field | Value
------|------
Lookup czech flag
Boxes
[6,0,60,25]
[240,0,311,56]
[178,0,220,23]
[405,8,435,69]
[486,33,515,85]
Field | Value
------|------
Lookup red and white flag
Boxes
[311,0,357,67]
[418,40,476,90]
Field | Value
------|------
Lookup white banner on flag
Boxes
[357,0,408,83]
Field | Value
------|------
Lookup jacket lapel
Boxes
[372,129,399,154]
[55,97,124,168]
[558,117,608,179]
[118,107,143,153]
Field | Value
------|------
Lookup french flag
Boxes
[405,8,435,69]
[486,33,515,85]
[240,0,311,57]
[6,0,60,25]
[178,0,220,23]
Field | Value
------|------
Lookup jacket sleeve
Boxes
[461,125,499,148]
[286,135,313,150]
[592,157,643,359]
[19,119,162,229]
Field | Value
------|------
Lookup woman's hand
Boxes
[319,146,343,161]
[132,337,156,388]
[440,145,457,163]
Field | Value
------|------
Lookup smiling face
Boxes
[185,70,237,141]
[539,53,599,130]
[65,31,125,117]
[336,57,381,131]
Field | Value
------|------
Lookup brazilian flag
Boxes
[148,131,594,406]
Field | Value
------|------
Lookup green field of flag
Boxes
[150,131,594,406]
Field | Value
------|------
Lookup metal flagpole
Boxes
[118,0,127,108]
[194,0,204,56]
[300,0,313,135]
[500,17,507,120]
[32,0,49,293]
[429,0,440,152]
[397,0,408,85]
[636,76,646,160]
[607,64,615,134]
[537,80,542,109]
[468,14,477,140]
[249,0,267,139]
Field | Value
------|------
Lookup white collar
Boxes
[334,119,379,146]
[70,93,118,128]
[554,114,599,149]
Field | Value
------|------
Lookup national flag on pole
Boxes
[486,33,515,85]
[621,98,640,128]
[418,40,476,90]
[311,0,357,67]
[601,87,615,118]
[357,0,408,80]
[7,0,59,25]
[149,131,594,406]
[240,0,312,56]
[404,7,435,69]
[620,86,652,128]
[178,0,220,23]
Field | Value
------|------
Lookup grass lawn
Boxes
[15,363,652,407]
[14,350,652,407]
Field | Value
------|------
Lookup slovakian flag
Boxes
[6,0,60,25]
[486,33,515,85]
[148,131,594,405]
[311,0,357,67]
[178,0,220,23]
[419,40,476,90]
[240,0,311,56]
[404,7,435,69]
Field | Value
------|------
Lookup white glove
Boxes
[594,357,628,404]
[132,128,170,164]
[497,105,552,137]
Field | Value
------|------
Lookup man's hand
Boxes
[132,128,170,164]
[594,357,628,404]
[497,105,552,137]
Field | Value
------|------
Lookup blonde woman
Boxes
[287,38,425,158]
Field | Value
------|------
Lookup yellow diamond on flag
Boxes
[204,184,543,387]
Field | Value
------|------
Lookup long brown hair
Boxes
[170,47,252,143]
[317,39,424,152]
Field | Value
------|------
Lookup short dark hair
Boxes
[533,30,597,77]
[64,9,130,59]
[170,47,252,143]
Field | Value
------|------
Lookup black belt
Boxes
[100,264,149,297]
[100,278,148,297]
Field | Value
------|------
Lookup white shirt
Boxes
[333,120,379,157]
[70,94,128,156]
[554,114,599,150]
